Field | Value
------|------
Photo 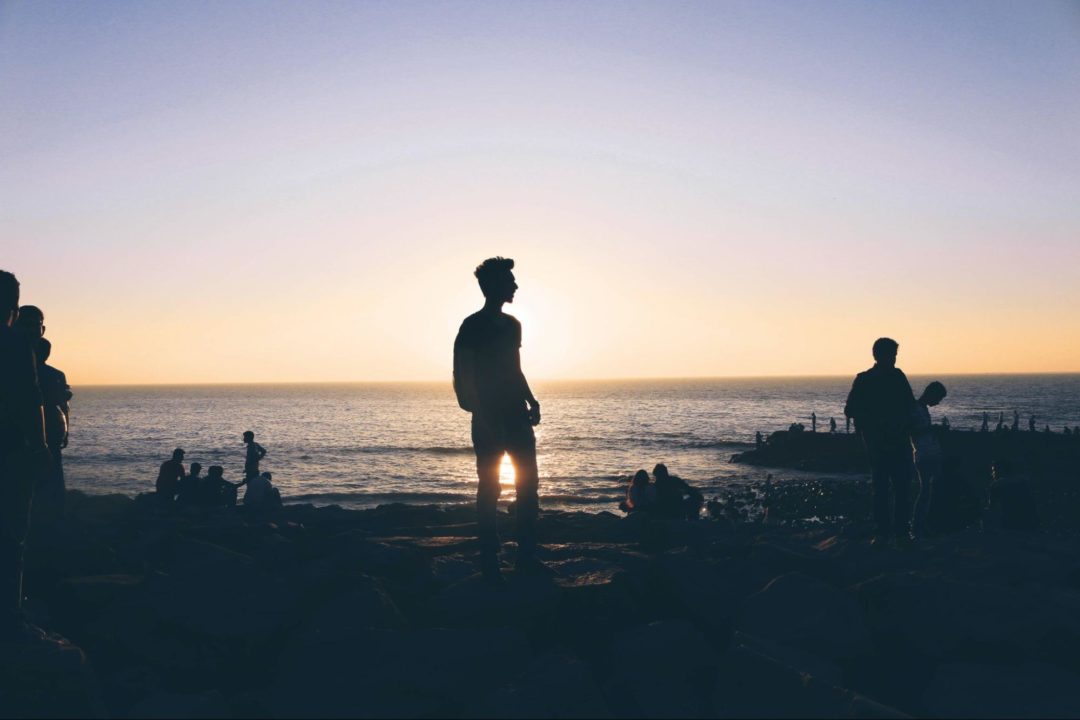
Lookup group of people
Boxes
[619,463,705,520]
[0,270,74,640]
[155,431,280,511]
[981,411,1079,437]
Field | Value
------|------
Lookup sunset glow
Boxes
[2,1,1078,384]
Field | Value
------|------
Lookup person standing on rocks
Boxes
[242,431,267,480]
[454,257,543,581]
[33,338,71,526]
[844,337,916,548]
[0,270,51,640]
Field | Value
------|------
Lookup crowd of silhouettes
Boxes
[154,431,281,512]
[0,270,76,641]
[619,463,705,520]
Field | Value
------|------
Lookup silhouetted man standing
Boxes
[454,257,542,580]
[0,271,50,640]
[34,338,71,525]
[844,337,915,547]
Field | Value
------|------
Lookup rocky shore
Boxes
[7,487,1080,718]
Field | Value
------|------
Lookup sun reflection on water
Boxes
[499,452,515,486]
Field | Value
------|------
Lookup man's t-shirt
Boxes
[844,365,915,442]
[454,311,526,422]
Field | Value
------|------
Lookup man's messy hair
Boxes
[474,257,514,297]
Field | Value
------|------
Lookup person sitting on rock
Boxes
[156,448,186,506]
[243,471,281,511]
[653,463,704,520]
[619,469,656,514]
[199,465,238,508]
[985,458,1039,532]
[178,461,203,505]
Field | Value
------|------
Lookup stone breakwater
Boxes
[7,490,1080,718]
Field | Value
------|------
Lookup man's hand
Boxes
[528,401,541,426]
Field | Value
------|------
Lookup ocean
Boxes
[64,375,1080,511]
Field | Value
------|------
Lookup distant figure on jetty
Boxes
[981,413,989,432]
[829,417,837,433]
[911,382,947,538]
[985,458,1039,532]
[811,412,817,433]
[844,337,916,547]
[1029,415,1036,432]
[243,431,267,480]
[995,412,1004,433]
[454,257,544,581]
[0,270,52,641]
[755,431,763,450]
[179,462,203,505]
[200,466,238,508]
[156,448,186,506]
[619,470,656,514]
[1011,410,1019,432]
[654,463,704,520]
[34,337,71,524]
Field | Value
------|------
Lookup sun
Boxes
[499,452,515,486]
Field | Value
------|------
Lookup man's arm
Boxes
[515,347,540,424]
[452,334,479,413]
[257,443,267,459]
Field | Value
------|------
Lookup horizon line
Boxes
[73,370,1080,388]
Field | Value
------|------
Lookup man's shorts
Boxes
[471,414,536,462]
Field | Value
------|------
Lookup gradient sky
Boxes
[2,0,1079,384]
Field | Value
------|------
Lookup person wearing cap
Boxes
[156,448,186,505]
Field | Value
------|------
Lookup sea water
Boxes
[64,375,1080,511]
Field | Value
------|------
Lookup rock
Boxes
[272,627,531,718]
[126,690,230,719]
[856,572,1080,663]
[606,620,717,718]
[424,571,562,629]
[50,574,145,633]
[0,633,107,719]
[738,572,871,661]
[294,575,406,639]
[713,642,905,719]
[468,652,611,718]
[925,662,1080,718]
[648,550,742,644]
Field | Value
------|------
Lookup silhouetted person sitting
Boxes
[156,448,186,506]
[653,463,703,520]
[620,470,657,514]
[844,337,916,547]
[453,257,543,581]
[199,465,238,508]
[243,471,281,511]
[911,381,947,538]
[985,458,1039,532]
[178,462,203,505]
[34,337,71,525]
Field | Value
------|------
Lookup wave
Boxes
[341,445,475,456]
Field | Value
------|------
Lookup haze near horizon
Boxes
[3,1,1079,384]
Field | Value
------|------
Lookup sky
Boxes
[2,0,1079,384]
